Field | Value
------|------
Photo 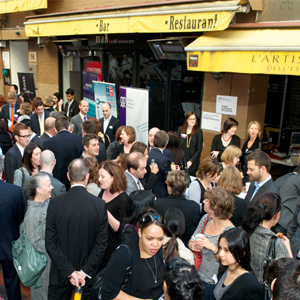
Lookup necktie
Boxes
[84,116,87,121]
[137,180,144,190]
[39,115,44,135]
[10,107,14,132]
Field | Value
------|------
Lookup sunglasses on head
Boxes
[140,214,163,224]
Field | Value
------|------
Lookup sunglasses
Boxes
[140,214,163,224]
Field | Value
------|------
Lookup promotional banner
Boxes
[93,81,117,120]
[120,86,149,144]
[86,61,102,81]
[17,73,36,101]
[83,71,98,118]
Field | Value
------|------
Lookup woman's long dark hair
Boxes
[20,143,41,174]
[219,227,252,272]
[167,131,183,165]
[241,193,281,235]
[163,208,185,262]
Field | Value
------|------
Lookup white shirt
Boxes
[80,112,87,122]
[16,143,25,156]
[103,115,112,134]
[67,99,74,117]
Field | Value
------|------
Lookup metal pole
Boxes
[278,75,288,149]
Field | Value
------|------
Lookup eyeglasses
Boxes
[188,118,197,121]
[18,134,30,138]
[140,214,163,224]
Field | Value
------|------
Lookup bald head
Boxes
[45,117,57,136]
[149,127,160,149]
[40,150,56,172]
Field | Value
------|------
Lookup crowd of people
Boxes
[0,85,300,300]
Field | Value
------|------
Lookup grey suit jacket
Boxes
[71,113,90,135]
[23,171,66,200]
[125,171,141,196]
[245,177,279,204]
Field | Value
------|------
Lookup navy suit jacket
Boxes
[2,102,20,121]
[4,144,22,184]
[147,148,171,198]
[30,111,50,136]
[42,130,82,190]
[245,177,279,204]
[0,180,25,260]
[36,132,51,148]
[99,115,122,143]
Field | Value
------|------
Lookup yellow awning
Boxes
[185,29,300,76]
[0,0,47,14]
[24,1,246,37]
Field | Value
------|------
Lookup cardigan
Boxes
[212,271,262,300]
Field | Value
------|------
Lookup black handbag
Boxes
[262,236,277,300]
[91,244,133,300]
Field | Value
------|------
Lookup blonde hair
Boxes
[221,145,242,165]
[218,166,243,195]
[247,121,261,139]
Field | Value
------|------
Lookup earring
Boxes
[139,235,141,237]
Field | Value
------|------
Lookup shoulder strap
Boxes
[263,236,277,283]
[201,215,210,234]
[120,244,133,266]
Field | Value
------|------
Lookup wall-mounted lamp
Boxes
[37,37,45,48]
[212,72,224,82]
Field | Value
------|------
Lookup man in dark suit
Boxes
[71,99,90,135]
[64,88,80,118]
[148,130,172,198]
[0,155,25,300]
[23,150,66,200]
[2,91,20,132]
[245,151,279,204]
[4,123,30,183]
[99,102,121,143]
[46,159,108,300]
[30,99,50,136]
[36,117,57,148]
[154,170,200,244]
[274,166,300,234]
[43,116,82,190]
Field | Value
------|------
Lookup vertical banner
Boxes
[93,81,117,120]
[17,73,36,101]
[119,86,149,144]
[86,61,102,81]
[83,71,98,118]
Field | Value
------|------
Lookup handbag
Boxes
[193,215,210,271]
[262,236,277,300]
[92,244,133,300]
[12,232,47,287]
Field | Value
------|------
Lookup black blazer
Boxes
[245,178,279,204]
[147,148,171,198]
[63,99,80,118]
[99,115,122,143]
[4,144,22,184]
[30,111,50,136]
[36,132,51,148]
[0,180,25,260]
[154,195,201,244]
[42,130,83,190]
[46,186,108,285]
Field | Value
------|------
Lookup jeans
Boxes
[201,280,215,300]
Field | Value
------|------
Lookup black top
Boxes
[241,137,262,176]
[99,190,128,268]
[0,132,13,155]
[211,134,241,162]
[178,128,203,176]
[102,234,164,300]
[112,143,125,159]
[230,195,248,227]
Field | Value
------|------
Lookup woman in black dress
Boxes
[98,160,128,267]
[0,118,13,155]
[102,211,165,300]
[211,118,240,162]
[241,121,262,179]
[178,111,203,176]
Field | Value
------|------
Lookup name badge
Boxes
[181,134,187,139]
